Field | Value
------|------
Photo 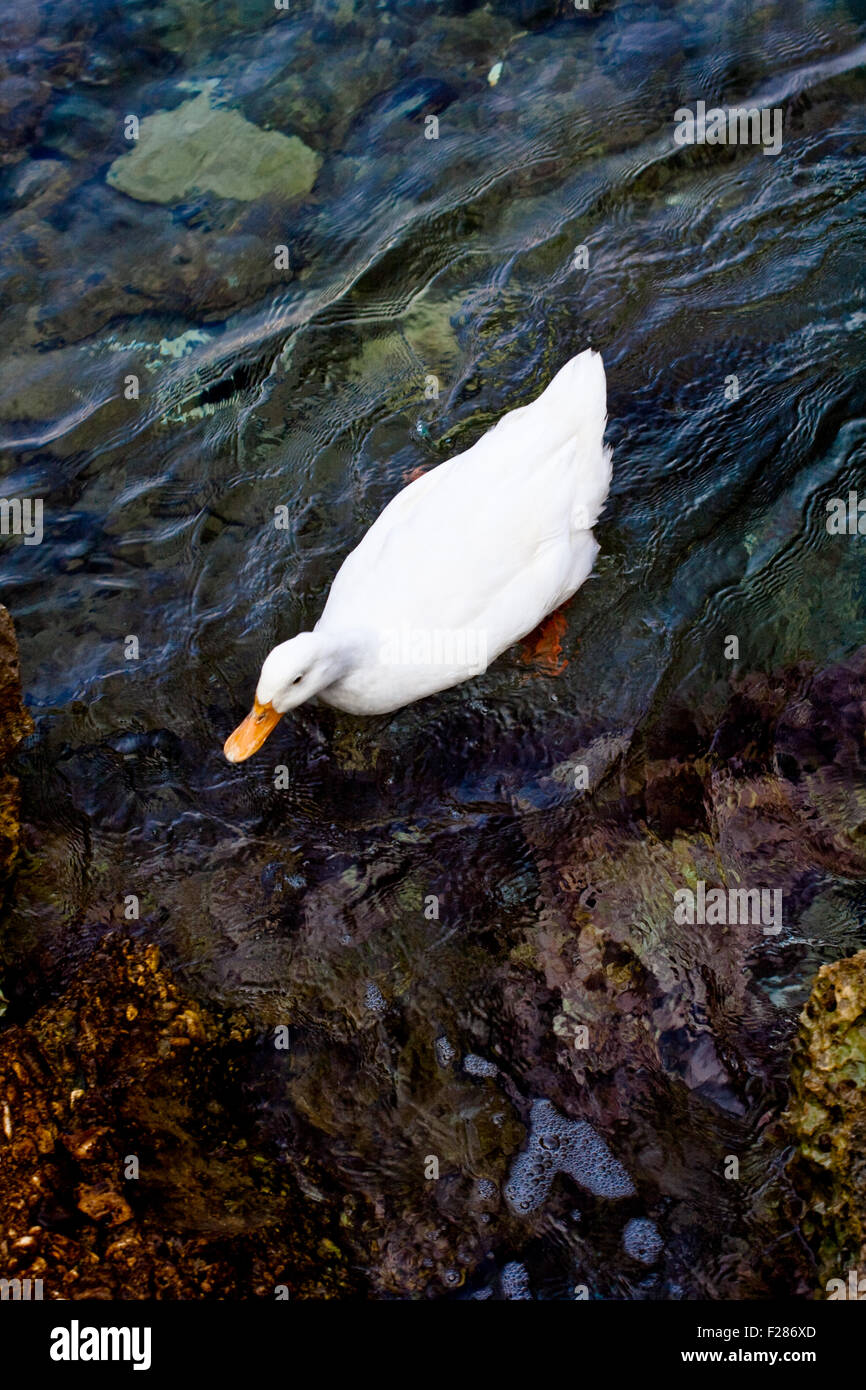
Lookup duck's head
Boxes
[223,632,335,762]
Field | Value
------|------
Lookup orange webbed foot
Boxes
[520,606,571,676]
[401,465,428,484]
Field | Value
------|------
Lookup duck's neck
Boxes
[312,625,373,692]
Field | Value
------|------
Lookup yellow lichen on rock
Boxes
[787,951,866,1293]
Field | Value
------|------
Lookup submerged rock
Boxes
[0,76,52,165]
[106,93,322,204]
[496,647,866,1294]
[786,950,866,1294]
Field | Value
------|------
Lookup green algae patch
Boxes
[107,93,321,205]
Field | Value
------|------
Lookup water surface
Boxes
[1,0,866,1298]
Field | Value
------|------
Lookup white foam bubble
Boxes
[622,1217,663,1264]
[501,1261,532,1299]
[463,1053,498,1078]
[504,1099,635,1214]
[364,982,386,1013]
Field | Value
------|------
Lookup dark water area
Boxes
[1,0,866,1298]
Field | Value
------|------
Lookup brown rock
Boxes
[0,76,51,162]
[76,1184,133,1226]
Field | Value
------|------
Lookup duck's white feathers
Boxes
[313,349,611,713]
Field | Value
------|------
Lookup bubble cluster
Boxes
[622,1217,663,1265]
[463,1053,498,1078]
[434,1036,456,1066]
[501,1261,532,1299]
[364,982,386,1013]
[504,1099,635,1214]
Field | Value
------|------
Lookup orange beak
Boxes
[224,697,283,763]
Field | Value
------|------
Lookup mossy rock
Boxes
[787,951,866,1292]
[107,94,322,205]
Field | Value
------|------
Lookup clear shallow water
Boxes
[1,0,865,1297]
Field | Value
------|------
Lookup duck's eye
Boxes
[292,674,304,685]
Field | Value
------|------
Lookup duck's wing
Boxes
[320,350,611,634]
[479,348,611,530]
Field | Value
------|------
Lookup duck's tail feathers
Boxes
[574,441,613,531]
[534,350,612,530]
[488,348,608,463]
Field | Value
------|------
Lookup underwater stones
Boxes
[41,92,116,161]
[8,157,70,207]
[373,76,458,123]
[550,731,630,799]
[643,758,709,838]
[401,295,462,376]
[504,1099,635,1215]
[20,178,298,340]
[76,1183,134,1226]
[774,648,866,869]
[602,20,685,76]
[245,31,399,152]
[786,950,866,1289]
[0,935,359,1298]
[0,76,52,162]
[622,1216,663,1265]
[106,93,322,205]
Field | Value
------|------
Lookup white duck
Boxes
[224,349,612,761]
